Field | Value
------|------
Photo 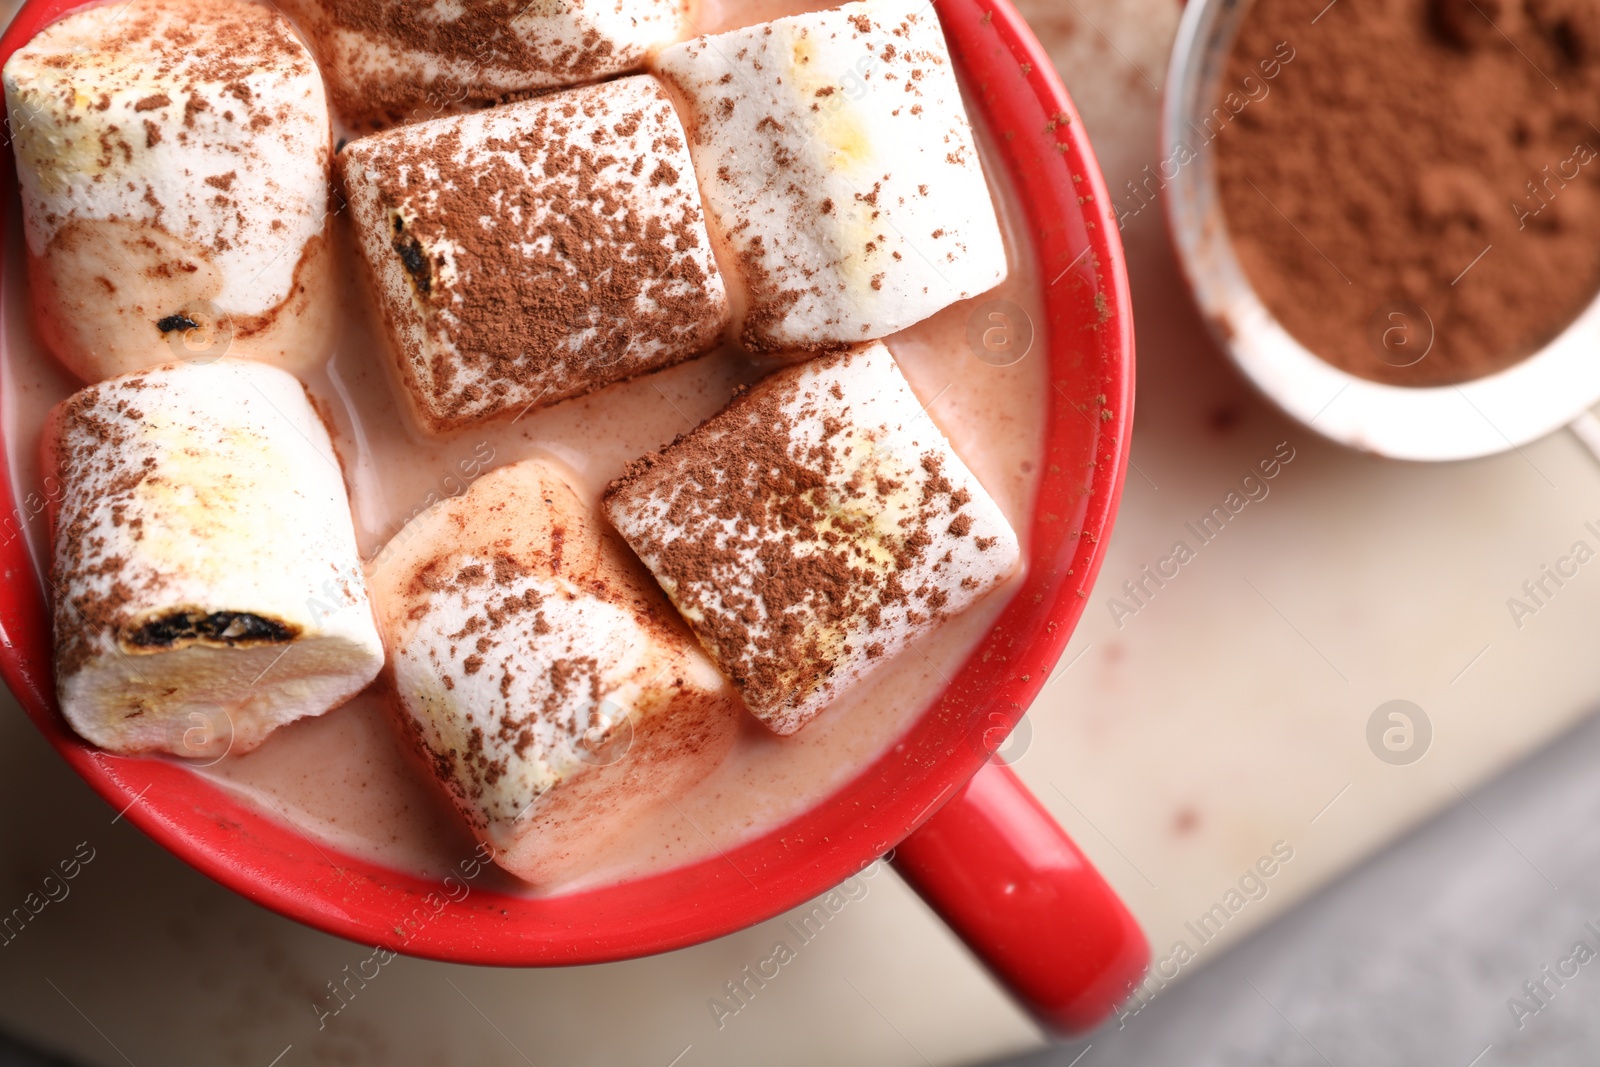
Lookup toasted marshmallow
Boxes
[652,0,1007,351]
[604,342,1019,734]
[369,459,739,884]
[278,0,690,130]
[340,76,728,434]
[2,0,334,384]
[45,359,383,757]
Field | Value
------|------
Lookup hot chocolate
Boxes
[1,0,1050,892]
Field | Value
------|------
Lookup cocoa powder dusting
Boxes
[47,0,308,93]
[1217,0,1600,385]
[656,6,953,350]
[286,0,656,129]
[343,80,727,428]
[604,350,985,717]
[389,467,725,829]
[49,380,196,677]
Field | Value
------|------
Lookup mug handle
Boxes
[892,760,1149,1033]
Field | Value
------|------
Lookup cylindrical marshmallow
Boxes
[652,0,1009,351]
[45,359,383,757]
[369,459,738,885]
[278,0,690,130]
[338,77,728,433]
[3,0,334,383]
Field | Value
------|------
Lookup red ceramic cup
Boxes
[0,0,1145,1035]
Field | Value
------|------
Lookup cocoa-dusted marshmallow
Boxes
[340,76,729,434]
[3,0,334,383]
[368,459,740,885]
[652,0,1008,351]
[45,359,383,758]
[278,0,690,130]
[604,342,1020,735]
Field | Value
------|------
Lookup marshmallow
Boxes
[45,359,383,757]
[3,0,334,384]
[368,459,739,884]
[604,342,1019,734]
[277,0,690,129]
[340,76,730,434]
[651,0,1007,351]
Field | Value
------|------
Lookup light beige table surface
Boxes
[4,1,1600,1064]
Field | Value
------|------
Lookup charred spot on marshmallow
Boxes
[391,228,432,295]
[155,312,199,332]
[122,609,299,651]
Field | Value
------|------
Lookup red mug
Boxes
[0,0,1146,1034]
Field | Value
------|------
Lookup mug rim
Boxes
[0,0,1135,964]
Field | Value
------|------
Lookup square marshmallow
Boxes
[652,0,1008,351]
[341,76,730,433]
[45,359,383,757]
[278,0,689,129]
[369,459,739,884]
[3,0,334,383]
[604,342,1020,734]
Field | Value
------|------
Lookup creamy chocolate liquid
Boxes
[1,0,1048,892]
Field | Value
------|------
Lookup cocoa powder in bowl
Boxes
[1215,0,1600,386]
